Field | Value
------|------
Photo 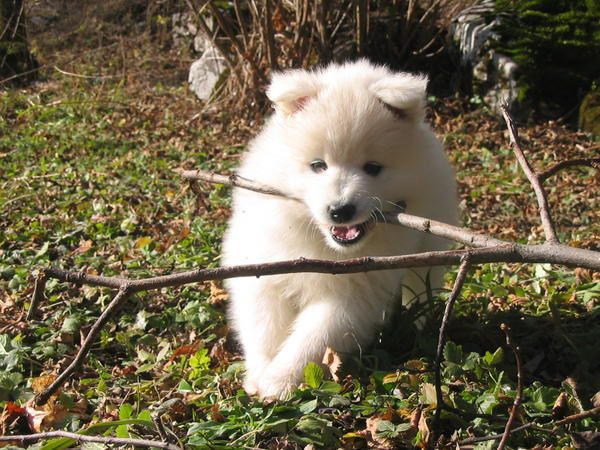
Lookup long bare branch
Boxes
[457,406,600,445]
[176,168,506,248]
[500,103,559,243]
[35,242,600,301]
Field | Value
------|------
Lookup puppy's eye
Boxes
[363,161,383,176]
[310,159,328,173]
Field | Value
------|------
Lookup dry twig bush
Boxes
[186,0,472,110]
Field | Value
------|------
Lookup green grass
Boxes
[1,74,599,449]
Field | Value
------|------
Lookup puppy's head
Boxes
[267,61,429,252]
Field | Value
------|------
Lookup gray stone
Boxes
[188,45,228,101]
[451,0,499,67]
[450,0,523,116]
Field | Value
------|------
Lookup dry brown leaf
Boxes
[209,404,226,423]
[410,405,422,429]
[134,236,153,249]
[417,409,430,448]
[364,415,396,450]
[31,374,59,398]
[71,239,93,255]
[168,343,201,364]
[572,431,600,449]
[322,347,343,382]
[208,280,229,305]
[0,402,26,439]
[24,397,87,433]
[592,391,600,408]
[209,341,232,367]
[552,392,569,419]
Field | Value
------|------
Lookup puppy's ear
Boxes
[267,69,319,116]
[369,73,428,122]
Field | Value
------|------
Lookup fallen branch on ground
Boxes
[539,157,600,181]
[0,430,182,450]
[456,406,600,446]
[554,406,600,427]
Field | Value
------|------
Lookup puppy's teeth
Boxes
[332,225,360,241]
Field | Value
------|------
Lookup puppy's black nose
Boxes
[329,204,356,223]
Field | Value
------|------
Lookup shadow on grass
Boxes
[376,302,600,401]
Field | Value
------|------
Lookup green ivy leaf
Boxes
[483,347,504,366]
[444,341,464,365]
[299,398,318,414]
[304,362,324,389]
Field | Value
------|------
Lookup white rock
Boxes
[188,45,228,101]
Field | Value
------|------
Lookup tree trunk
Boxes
[0,0,38,85]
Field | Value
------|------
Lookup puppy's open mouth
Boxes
[330,222,369,245]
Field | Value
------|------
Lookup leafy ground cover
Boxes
[1,4,599,449]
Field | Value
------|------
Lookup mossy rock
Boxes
[579,89,600,136]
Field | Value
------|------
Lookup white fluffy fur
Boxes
[222,60,458,399]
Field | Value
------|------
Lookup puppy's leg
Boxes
[257,301,364,399]
[229,279,296,394]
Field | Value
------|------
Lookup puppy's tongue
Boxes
[331,225,361,241]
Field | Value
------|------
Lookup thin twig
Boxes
[175,168,302,201]
[0,430,181,450]
[539,157,600,181]
[457,405,600,444]
[458,423,536,445]
[35,286,132,405]
[206,0,266,83]
[263,0,278,71]
[497,323,524,450]
[500,102,559,243]
[152,411,171,444]
[185,0,241,87]
[53,65,117,79]
[434,255,471,436]
[554,406,600,427]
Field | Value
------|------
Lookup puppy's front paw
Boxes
[257,371,296,400]
[243,377,259,396]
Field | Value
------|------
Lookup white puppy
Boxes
[222,60,458,399]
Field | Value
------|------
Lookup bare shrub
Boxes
[186,0,475,111]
